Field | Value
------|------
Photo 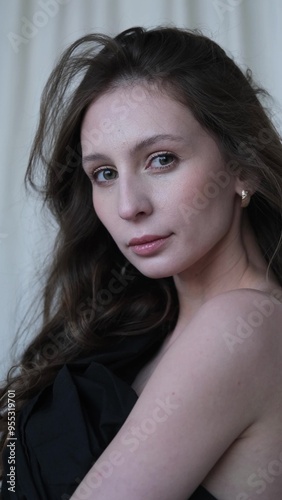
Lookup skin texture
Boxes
[71,85,282,499]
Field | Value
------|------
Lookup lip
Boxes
[128,234,171,256]
[128,234,170,246]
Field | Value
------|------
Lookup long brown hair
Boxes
[1,26,282,474]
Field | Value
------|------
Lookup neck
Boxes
[173,209,276,327]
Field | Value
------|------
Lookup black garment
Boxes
[1,332,217,500]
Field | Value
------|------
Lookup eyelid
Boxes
[90,165,117,184]
[147,151,179,168]
[92,165,115,174]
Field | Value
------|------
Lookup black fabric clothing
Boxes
[1,332,217,500]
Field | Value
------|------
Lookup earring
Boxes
[241,189,251,208]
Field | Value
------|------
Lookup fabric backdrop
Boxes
[1,0,282,379]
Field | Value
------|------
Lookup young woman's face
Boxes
[81,84,241,279]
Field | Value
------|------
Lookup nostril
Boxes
[119,207,148,221]
[118,193,153,220]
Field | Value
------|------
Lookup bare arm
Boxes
[70,290,277,500]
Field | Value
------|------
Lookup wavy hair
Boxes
[1,26,282,475]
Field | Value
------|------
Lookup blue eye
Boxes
[150,153,176,168]
[92,168,118,183]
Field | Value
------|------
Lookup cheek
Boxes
[176,175,235,236]
[92,194,108,226]
[188,166,234,212]
[92,193,118,236]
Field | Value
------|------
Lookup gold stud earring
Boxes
[241,189,251,208]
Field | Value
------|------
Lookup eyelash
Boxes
[89,151,178,185]
[150,151,178,169]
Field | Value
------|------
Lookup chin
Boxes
[133,262,176,280]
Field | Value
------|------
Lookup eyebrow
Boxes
[82,134,186,166]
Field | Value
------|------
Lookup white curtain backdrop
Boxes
[1,0,282,378]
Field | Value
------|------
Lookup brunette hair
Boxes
[1,26,282,474]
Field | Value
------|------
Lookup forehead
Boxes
[80,83,202,149]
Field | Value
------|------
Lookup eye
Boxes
[149,152,177,169]
[91,167,118,184]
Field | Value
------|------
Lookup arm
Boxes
[70,290,276,500]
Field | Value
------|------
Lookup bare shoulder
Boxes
[196,286,282,321]
[85,287,282,500]
[166,287,282,392]
[188,287,282,349]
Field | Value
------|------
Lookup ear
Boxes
[234,169,260,198]
[233,170,262,208]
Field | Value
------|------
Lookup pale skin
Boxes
[70,83,282,499]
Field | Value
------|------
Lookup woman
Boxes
[1,26,282,500]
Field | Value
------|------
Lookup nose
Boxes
[117,175,153,221]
